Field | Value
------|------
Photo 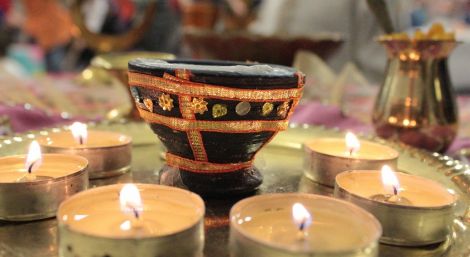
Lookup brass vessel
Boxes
[90,52,175,119]
[372,39,458,153]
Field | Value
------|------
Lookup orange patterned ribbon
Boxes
[128,71,303,102]
[166,153,253,173]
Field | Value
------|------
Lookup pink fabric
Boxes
[1,101,468,155]
[0,104,68,132]
[291,102,372,134]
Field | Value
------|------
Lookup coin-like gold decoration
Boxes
[144,98,153,112]
[212,104,228,118]
[261,102,274,116]
[158,93,174,111]
[277,101,290,118]
[235,102,251,116]
[191,97,208,114]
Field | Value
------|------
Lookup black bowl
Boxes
[128,59,304,196]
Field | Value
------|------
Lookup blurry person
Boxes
[249,0,414,82]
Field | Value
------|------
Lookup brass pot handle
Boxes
[70,0,157,53]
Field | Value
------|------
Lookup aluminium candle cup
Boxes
[334,170,457,246]
[57,184,205,257]
[0,154,88,221]
[303,138,399,187]
[229,193,382,257]
[38,130,132,179]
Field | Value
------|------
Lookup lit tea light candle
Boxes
[345,132,360,156]
[70,121,87,145]
[335,167,457,246]
[229,193,381,257]
[303,132,399,186]
[292,203,312,240]
[19,140,44,182]
[37,122,132,179]
[58,183,205,257]
[369,165,411,205]
[0,141,88,221]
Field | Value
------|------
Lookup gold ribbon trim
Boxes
[138,108,288,132]
[179,95,208,161]
[128,71,303,102]
[166,153,253,173]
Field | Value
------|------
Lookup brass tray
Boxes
[0,120,469,257]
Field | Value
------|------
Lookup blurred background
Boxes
[1,0,470,142]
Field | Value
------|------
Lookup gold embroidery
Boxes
[212,104,227,118]
[166,153,253,173]
[187,130,208,161]
[178,95,208,161]
[191,97,208,115]
[158,93,174,111]
[277,101,290,118]
[143,98,153,112]
[128,72,303,102]
[179,95,193,118]
[261,102,274,116]
[175,69,191,80]
[138,108,288,132]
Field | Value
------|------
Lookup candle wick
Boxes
[27,160,36,174]
[133,208,140,220]
[79,136,83,145]
[393,186,398,196]
[296,221,308,241]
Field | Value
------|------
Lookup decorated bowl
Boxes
[128,59,304,195]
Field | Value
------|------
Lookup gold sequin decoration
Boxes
[158,93,174,111]
[138,108,288,132]
[235,102,251,116]
[261,102,274,116]
[143,98,153,112]
[277,101,290,118]
[191,97,208,115]
[212,104,227,118]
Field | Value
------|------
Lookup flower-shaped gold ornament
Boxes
[158,93,174,111]
[144,98,153,112]
[277,101,290,118]
[191,97,208,114]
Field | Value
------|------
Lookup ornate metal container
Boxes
[128,59,304,195]
[372,39,458,153]
[91,52,175,119]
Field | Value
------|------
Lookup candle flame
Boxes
[119,184,143,219]
[120,220,132,231]
[292,203,312,232]
[381,165,400,196]
[25,140,42,173]
[70,122,87,145]
[345,132,360,156]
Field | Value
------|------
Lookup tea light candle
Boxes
[334,166,457,246]
[37,122,132,179]
[230,193,381,257]
[304,132,399,186]
[0,141,88,221]
[58,183,205,257]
